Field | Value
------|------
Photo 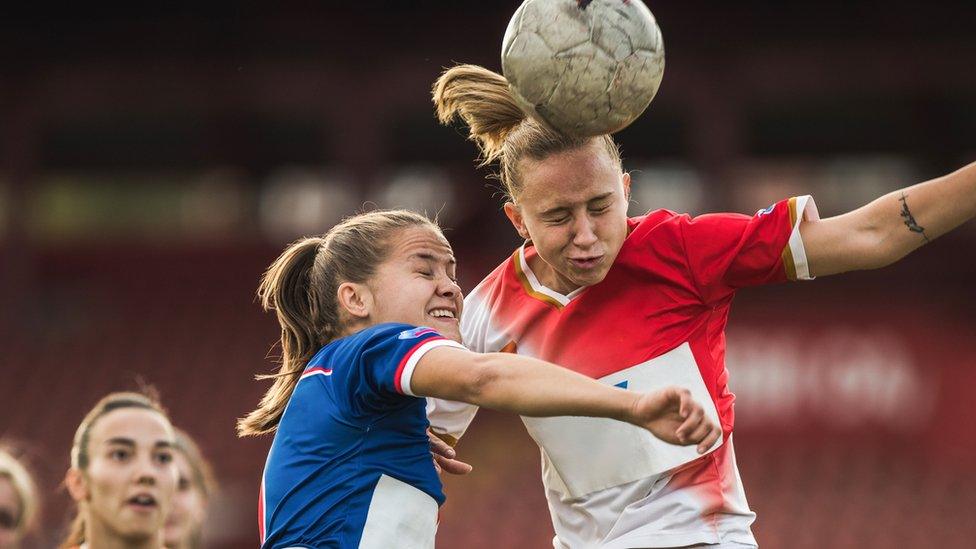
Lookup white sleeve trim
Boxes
[399,338,466,397]
[788,195,821,281]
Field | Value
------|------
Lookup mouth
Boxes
[427,307,458,325]
[126,493,159,512]
[568,255,604,270]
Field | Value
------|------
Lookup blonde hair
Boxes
[62,391,171,549]
[432,63,622,201]
[0,447,38,539]
[237,209,442,437]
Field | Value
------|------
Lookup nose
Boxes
[437,276,461,299]
[571,216,598,248]
[133,457,158,487]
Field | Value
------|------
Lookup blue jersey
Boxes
[259,323,465,549]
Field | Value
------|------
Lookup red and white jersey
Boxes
[429,196,819,548]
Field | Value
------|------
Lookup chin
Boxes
[574,270,609,288]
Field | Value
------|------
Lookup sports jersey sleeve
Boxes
[680,195,819,304]
[349,325,464,415]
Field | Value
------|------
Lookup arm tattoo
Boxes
[898,193,930,243]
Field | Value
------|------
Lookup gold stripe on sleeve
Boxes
[781,196,799,281]
[787,196,799,225]
[781,245,798,281]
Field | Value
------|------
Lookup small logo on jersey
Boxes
[614,380,629,389]
[398,327,438,340]
[756,204,776,217]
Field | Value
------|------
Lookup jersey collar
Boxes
[514,242,587,309]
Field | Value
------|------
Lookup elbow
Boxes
[839,223,917,272]
[867,231,921,270]
[457,354,502,405]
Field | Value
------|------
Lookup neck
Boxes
[87,519,161,549]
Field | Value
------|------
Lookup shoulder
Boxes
[620,209,690,255]
[352,323,439,345]
[627,209,686,237]
[324,323,429,359]
[463,249,518,310]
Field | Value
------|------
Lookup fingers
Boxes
[676,388,692,419]
[434,453,474,475]
[428,429,471,474]
[675,407,721,455]
[696,424,722,455]
[674,403,704,443]
[428,431,457,460]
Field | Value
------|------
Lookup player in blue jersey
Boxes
[237,209,722,549]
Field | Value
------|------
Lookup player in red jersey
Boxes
[430,64,976,549]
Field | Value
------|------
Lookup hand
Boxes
[428,429,473,475]
[629,387,722,455]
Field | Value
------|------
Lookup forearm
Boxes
[805,160,976,275]
[472,353,636,419]
[418,349,636,421]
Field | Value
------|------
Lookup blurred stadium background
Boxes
[2,2,975,547]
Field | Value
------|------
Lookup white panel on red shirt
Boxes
[428,196,818,548]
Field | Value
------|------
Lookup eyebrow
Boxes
[540,192,614,217]
[105,437,174,449]
[411,252,456,267]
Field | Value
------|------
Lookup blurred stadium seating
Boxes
[2,2,975,547]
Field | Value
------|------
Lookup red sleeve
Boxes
[679,196,819,304]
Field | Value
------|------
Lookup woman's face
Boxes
[0,476,22,548]
[163,451,207,548]
[504,140,631,294]
[69,408,177,543]
[361,225,464,342]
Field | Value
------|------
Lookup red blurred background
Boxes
[1,2,975,547]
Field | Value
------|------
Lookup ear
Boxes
[622,171,632,202]
[337,282,372,320]
[503,202,530,240]
[65,468,89,503]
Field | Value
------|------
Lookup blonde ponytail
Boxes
[432,63,621,201]
[432,64,526,165]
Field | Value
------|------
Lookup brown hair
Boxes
[62,391,172,548]
[237,209,441,437]
[0,446,39,540]
[173,429,217,502]
[171,428,217,549]
[432,64,622,201]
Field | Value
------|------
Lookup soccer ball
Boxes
[501,0,665,137]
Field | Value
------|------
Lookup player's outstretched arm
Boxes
[801,160,976,277]
[411,346,720,454]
